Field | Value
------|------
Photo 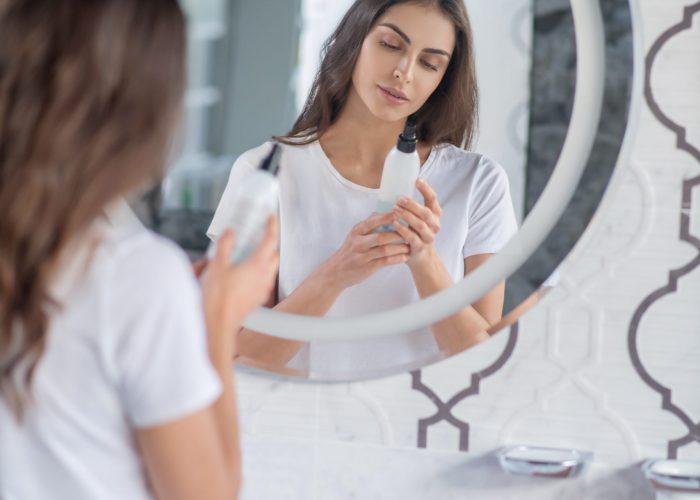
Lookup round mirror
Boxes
[132,0,634,381]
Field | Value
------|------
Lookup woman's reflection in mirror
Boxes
[208,0,518,373]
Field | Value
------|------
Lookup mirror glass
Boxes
[130,0,633,380]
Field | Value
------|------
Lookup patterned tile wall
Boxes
[235,1,700,499]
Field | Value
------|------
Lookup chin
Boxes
[367,100,411,124]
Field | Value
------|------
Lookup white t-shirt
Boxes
[208,140,517,377]
[0,217,222,500]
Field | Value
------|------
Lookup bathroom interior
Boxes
[129,0,700,498]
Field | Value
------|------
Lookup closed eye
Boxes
[421,60,438,72]
[379,40,401,51]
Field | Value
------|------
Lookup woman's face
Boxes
[351,3,456,123]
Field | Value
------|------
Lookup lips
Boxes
[378,85,409,103]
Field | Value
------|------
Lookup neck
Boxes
[320,87,405,174]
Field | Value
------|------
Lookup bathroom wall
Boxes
[233,1,700,498]
[218,0,301,158]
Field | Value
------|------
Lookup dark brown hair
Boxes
[0,0,186,419]
[278,0,478,148]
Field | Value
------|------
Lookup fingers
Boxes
[264,254,280,287]
[357,230,406,251]
[261,215,280,257]
[396,196,440,233]
[192,258,209,278]
[372,253,410,268]
[212,229,236,269]
[416,178,442,217]
[392,219,423,248]
[393,207,435,244]
[365,242,410,262]
[352,212,396,236]
[250,216,279,278]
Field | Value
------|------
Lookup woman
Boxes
[208,0,517,375]
[0,1,278,499]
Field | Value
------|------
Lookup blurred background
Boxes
[129,0,302,258]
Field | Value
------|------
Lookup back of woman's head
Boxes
[0,0,186,418]
[281,0,478,148]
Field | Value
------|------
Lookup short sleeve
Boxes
[462,158,519,258]
[207,144,271,241]
[110,237,222,428]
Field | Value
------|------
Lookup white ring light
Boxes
[243,0,606,341]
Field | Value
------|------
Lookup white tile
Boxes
[239,436,315,500]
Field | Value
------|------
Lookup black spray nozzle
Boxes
[401,119,417,141]
[397,119,417,153]
[259,143,282,176]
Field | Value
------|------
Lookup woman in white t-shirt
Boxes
[209,0,517,376]
[0,1,278,499]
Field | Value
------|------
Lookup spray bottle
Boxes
[208,143,281,263]
[374,119,420,232]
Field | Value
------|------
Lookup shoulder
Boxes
[236,140,315,166]
[231,142,274,174]
[109,227,190,274]
[430,144,509,187]
[227,140,316,183]
[100,225,198,306]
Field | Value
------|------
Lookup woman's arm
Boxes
[137,221,279,500]
[235,266,345,367]
[136,381,240,500]
[391,179,504,355]
[134,332,243,500]
[235,212,410,367]
[408,251,503,355]
[137,313,247,500]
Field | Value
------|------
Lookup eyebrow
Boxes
[378,22,451,58]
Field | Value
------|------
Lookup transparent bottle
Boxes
[208,143,281,263]
[375,120,420,233]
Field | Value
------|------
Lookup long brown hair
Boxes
[278,0,478,148]
[0,0,186,418]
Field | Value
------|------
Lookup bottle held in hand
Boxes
[208,143,282,263]
[374,119,420,233]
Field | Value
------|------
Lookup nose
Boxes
[393,55,414,84]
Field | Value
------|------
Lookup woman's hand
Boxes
[315,212,410,292]
[391,178,442,270]
[192,258,208,278]
[200,217,279,360]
